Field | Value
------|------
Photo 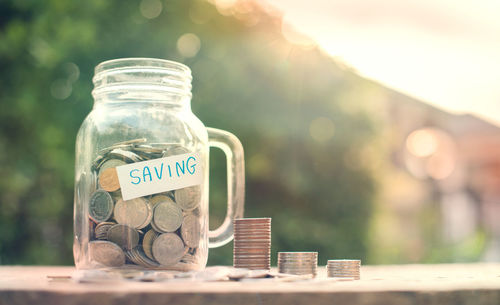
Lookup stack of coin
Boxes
[233,218,271,270]
[326,259,361,280]
[278,252,318,277]
[87,139,203,270]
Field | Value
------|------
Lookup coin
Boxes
[114,138,147,146]
[94,222,116,240]
[89,240,126,267]
[163,145,190,157]
[107,224,139,250]
[278,252,318,277]
[174,186,201,211]
[233,218,271,270]
[137,201,154,230]
[108,149,143,163]
[150,194,174,207]
[180,253,197,264]
[234,218,271,223]
[180,214,200,248]
[89,190,114,223]
[113,198,151,229]
[152,233,186,266]
[142,229,159,260]
[327,259,361,280]
[98,167,120,192]
[153,200,183,233]
[126,247,160,268]
[98,159,127,174]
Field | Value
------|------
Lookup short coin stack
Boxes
[87,139,202,270]
[326,259,361,280]
[233,218,271,270]
[278,252,318,277]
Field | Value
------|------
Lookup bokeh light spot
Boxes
[177,33,201,58]
[140,0,162,19]
[63,62,80,83]
[50,79,72,100]
[406,129,439,157]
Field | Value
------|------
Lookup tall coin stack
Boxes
[233,218,271,270]
[278,252,318,277]
[326,259,361,280]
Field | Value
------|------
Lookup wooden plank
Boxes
[0,264,499,305]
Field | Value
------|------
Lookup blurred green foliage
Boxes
[0,0,383,265]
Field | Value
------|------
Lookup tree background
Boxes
[0,0,390,265]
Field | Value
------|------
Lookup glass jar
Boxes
[74,58,245,271]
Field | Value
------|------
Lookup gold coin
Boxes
[99,167,120,192]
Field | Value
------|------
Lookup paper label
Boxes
[116,152,203,200]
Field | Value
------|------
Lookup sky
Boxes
[262,0,500,125]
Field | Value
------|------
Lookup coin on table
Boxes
[174,186,201,211]
[107,224,140,250]
[99,167,121,192]
[113,198,151,229]
[180,214,200,248]
[89,240,126,267]
[142,229,160,260]
[152,233,186,266]
[153,200,183,233]
[89,190,114,223]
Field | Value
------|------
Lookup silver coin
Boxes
[137,201,154,230]
[163,145,190,157]
[180,252,198,264]
[126,247,160,268]
[108,149,143,163]
[174,186,201,211]
[94,222,116,240]
[150,194,175,207]
[89,190,114,223]
[92,155,106,171]
[134,145,165,154]
[114,198,151,229]
[107,224,140,250]
[89,240,125,267]
[152,233,186,266]
[142,229,159,260]
[99,144,133,155]
[153,200,183,233]
[98,159,127,174]
[234,218,271,224]
[180,214,200,248]
[115,138,147,146]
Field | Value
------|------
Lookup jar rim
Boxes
[95,57,192,77]
[92,58,193,99]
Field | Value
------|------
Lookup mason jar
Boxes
[73,58,245,271]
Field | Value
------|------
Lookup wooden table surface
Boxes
[1,264,500,305]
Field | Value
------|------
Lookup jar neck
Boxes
[92,58,192,109]
[93,91,192,110]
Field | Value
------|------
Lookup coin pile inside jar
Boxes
[87,138,201,269]
[233,218,271,270]
[277,252,318,277]
[326,259,361,280]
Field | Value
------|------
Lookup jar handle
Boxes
[207,127,245,248]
